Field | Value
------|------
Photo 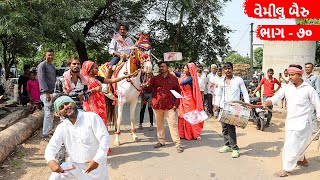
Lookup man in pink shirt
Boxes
[252,68,281,127]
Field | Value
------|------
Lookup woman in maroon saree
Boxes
[177,63,206,140]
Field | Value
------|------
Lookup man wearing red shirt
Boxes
[252,68,281,127]
[147,61,183,153]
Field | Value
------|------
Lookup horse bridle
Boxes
[128,69,141,92]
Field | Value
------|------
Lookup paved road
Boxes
[107,104,320,180]
[0,103,319,180]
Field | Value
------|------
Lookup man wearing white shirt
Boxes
[45,96,110,180]
[0,63,5,78]
[107,22,134,78]
[215,62,250,158]
[212,67,224,117]
[303,62,320,139]
[207,64,217,116]
[197,64,207,102]
[264,64,320,177]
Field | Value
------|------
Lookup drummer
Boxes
[214,62,250,158]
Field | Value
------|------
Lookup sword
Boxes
[299,128,320,159]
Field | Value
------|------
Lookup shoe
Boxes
[196,136,201,140]
[256,125,261,130]
[265,123,270,127]
[48,129,54,135]
[42,134,49,138]
[154,142,165,148]
[231,149,240,158]
[30,105,36,113]
[138,124,143,130]
[218,145,231,153]
[274,170,291,177]
[42,135,50,141]
[176,144,184,153]
[297,157,308,166]
[149,124,154,131]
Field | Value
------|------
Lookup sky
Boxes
[220,1,295,56]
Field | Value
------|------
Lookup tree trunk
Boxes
[171,6,184,52]
[74,39,89,64]
[0,111,44,164]
[74,3,108,64]
[1,38,9,80]
[0,109,29,131]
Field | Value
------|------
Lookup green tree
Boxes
[254,47,263,67]
[8,0,149,63]
[148,0,232,65]
[296,19,320,66]
[0,1,40,78]
[224,53,250,64]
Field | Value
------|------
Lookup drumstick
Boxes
[229,100,273,113]
[299,129,320,159]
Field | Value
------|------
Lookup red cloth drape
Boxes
[178,63,204,140]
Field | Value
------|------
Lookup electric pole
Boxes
[250,22,254,81]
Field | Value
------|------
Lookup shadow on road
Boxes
[263,121,285,133]
[108,144,170,169]
[241,141,283,157]
[290,156,320,176]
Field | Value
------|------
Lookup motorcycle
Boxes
[249,97,268,131]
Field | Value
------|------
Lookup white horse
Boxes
[103,33,153,146]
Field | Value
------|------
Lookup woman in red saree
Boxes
[81,61,130,126]
[177,63,206,140]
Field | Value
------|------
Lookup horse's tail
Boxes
[106,97,117,129]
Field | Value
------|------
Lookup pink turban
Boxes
[287,67,304,75]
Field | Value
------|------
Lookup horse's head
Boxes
[131,32,153,73]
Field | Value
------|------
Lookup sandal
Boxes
[149,125,154,131]
[297,157,309,166]
[274,170,290,177]
[154,142,165,148]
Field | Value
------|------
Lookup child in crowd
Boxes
[26,71,43,113]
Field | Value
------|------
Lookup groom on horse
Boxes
[107,22,134,78]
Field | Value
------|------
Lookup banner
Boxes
[163,52,183,61]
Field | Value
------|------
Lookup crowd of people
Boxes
[3,22,319,179]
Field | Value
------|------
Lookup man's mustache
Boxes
[72,68,80,72]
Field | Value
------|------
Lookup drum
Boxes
[218,102,250,129]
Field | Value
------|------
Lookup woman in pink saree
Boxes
[177,63,207,140]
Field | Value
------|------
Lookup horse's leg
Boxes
[114,102,123,147]
[130,98,139,142]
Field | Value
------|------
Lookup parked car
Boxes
[56,67,69,77]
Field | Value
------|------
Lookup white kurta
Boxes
[198,72,207,92]
[268,82,320,172]
[208,75,224,105]
[215,76,250,108]
[45,111,110,180]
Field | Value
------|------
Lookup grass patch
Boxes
[10,159,23,169]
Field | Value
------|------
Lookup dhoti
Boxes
[49,161,109,180]
[282,125,312,172]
